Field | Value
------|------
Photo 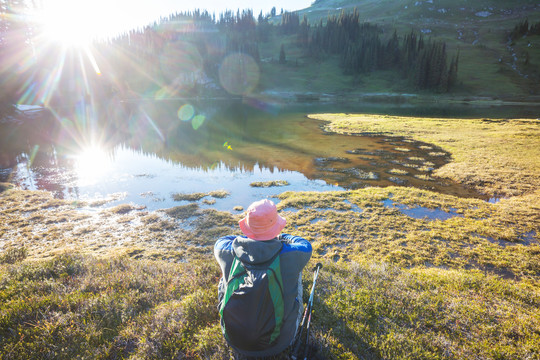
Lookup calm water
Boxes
[1,100,537,211]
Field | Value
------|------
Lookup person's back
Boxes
[214,199,312,357]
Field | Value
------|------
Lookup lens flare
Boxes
[178,104,195,121]
[192,114,205,130]
[219,53,260,96]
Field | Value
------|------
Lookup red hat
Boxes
[239,199,286,241]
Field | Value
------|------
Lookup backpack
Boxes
[219,247,285,352]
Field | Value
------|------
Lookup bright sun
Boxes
[34,0,127,47]
[35,1,96,47]
[75,146,112,186]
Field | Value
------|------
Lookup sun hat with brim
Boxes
[238,199,286,241]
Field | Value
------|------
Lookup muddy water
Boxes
[0,100,492,211]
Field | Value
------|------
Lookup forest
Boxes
[0,3,460,121]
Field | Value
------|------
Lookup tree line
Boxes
[0,4,461,120]
[101,8,459,96]
[306,10,458,91]
[510,18,540,41]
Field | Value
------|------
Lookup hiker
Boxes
[215,199,312,357]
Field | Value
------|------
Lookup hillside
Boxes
[264,0,540,99]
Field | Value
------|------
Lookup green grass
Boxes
[1,253,538,359]
[0,254,225,359]
[250,180,290,187]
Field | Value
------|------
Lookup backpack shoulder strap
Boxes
[220,256,247,316]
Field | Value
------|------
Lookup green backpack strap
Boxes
[266,254,285,343]
[219,257,247,319]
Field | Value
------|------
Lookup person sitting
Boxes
[214,199,312,358]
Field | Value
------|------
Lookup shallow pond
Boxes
[0,99,532,211]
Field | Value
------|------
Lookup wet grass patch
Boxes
[172,190,230,202]
[172,192,207,202]
[278,186,539,280]
[163,203,200,219]
[250,180,290,188]
[108,204,146,214]
[308,114,540,198]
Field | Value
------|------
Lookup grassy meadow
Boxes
[1,114,539,359]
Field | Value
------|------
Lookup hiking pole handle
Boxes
[313,263,323,271]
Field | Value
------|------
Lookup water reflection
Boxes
[2,100,525,211]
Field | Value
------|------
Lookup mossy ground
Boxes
[1,115,539,359]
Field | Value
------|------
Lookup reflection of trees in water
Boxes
[114,100,257,169]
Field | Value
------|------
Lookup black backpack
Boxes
[219,247,285,351]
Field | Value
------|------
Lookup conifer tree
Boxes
[279,44,286,64]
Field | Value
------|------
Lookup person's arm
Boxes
[279,233,312,270]
[214,235,238,280]
[280,234,311,251]
[214,235,236,254]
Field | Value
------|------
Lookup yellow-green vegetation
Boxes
[277,186,539,279]
[0,190,240,260]
[250,180,290,187]
[387,168,408,175]
[1,115,540,358]
[0,254,226,359]
[172,190,230,202]
[309,114,540,197]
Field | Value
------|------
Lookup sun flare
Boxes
[35,1,98,47]
[75,146,112,186]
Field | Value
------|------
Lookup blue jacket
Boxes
[214,233,312,357]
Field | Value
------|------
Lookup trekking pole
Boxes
[291,263,322,360]
[302,263,322,360]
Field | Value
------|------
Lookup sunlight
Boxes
[33,0,129,47]
[74,146,112,186]
[35,1,96,47]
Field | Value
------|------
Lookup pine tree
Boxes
[279,44,286,64]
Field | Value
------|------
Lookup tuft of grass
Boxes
[1,253,539,359]
[172,190,230,202]
[208,190,230,199]
[0,246,27,264]
[250,180,290,188]
[109,204,145,214]
[387,168,409,175]
[163,203,199,219]
[313,260,540,360]
[394,147,410,152]
[0,253,225,359]
[172,192,207,202]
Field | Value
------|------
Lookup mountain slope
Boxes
[285,0,540,98]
